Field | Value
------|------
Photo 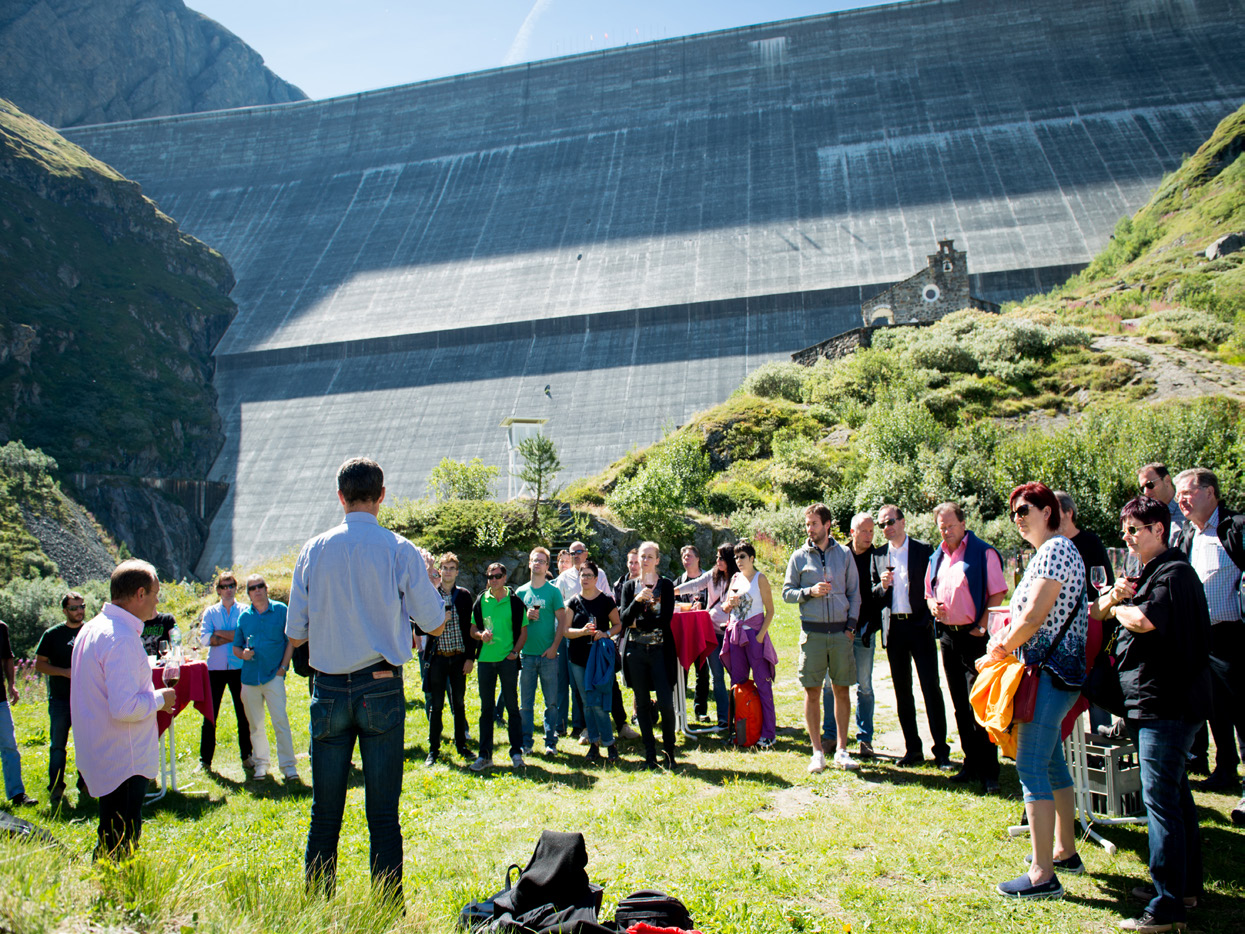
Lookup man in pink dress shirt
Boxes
[72,559,175,858]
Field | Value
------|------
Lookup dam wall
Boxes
[62,0,1245,574]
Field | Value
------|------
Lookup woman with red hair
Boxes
[987,481,1088,901]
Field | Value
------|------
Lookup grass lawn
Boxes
[2,595,1243,933]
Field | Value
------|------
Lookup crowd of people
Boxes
[2,456,1242,933]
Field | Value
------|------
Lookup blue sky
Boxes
[189,1,891,100]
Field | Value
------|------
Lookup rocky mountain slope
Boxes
[0,0,306,128]
[0,97,236,578]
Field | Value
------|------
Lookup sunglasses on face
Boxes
[880,517,900,528]
[1122,523,1153,536]
[247,583,266,592]
[217,583,237,591]
[67,605,86,612]
[1010,504,1033,521]
[570,549,585,556]
[1140,479,1157,493]
[487,572,506,580]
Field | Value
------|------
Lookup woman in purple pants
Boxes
[721,540,778,748]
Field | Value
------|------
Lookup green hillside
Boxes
[565,103,1245,559]
[0,98,235,478]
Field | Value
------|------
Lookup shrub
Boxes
[704,479,770,515]
[607,434,712,548]
[0,577,108,657]
[1136,309,1233,348]
[728,504,810,551]
[738,361,810,402]
[426,456,498,501]
[380,498,542,557]
[562,478,605,506]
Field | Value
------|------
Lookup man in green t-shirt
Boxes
[516,547,569,756]
[470,563,527,770]
[34,591,89,804]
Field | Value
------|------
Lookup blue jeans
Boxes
[822,633,876,745]
[477,657,522,759]
[0,700,26,800]
[701,631,729,726]
[1128,718,1203,924]
[520,653,560,751]
[1014,670,1077,803]
[568,662,613,747]
[48,696,78,792]
[555,639,583,733]
[305,664,405,902]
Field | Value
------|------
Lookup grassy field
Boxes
[2,590,1243,934]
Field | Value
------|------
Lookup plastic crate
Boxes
[1082,733,1144,818]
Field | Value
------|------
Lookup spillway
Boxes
[63,0,1245,575]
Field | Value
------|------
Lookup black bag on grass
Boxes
[612,889,694,930]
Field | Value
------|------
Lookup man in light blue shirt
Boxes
[234,576,296,782]
[286,457,443,905]
[197,572,253,772]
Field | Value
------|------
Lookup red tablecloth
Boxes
[152,659,214,736]
[670,610,717,672]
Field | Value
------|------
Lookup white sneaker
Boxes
[577,729,591,746]
[808,751,827,774]
[469,756,492,772]
[834,748,860,770]
[618,723,640,740]
[283,770,299,781]
[511,754,525,768]
[253,768,268,780]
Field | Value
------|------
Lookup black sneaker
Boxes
[642,756,659,771]
[9,793,38,807]
[1231,798,1245,827]
[1025,852,1086,875]
[605,744,619,765]
[585,744,602,765]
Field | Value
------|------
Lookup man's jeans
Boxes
[520,653,560,752]
[0,700,26,800]
[477,658,522,759]
[48,696,80,792]
[822,632,875,745]
[306,665,405,902]
[1128,718,1203,925]
[423,651,470,756]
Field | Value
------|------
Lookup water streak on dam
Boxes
[63,0,1245,575]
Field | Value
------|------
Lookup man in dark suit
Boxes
[873,504,950,768]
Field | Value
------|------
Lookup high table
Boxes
[670,609,718,735]
[148,658,213,801]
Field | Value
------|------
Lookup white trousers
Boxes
[240,677,296,774]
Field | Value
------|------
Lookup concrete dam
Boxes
[63,0,1245,576]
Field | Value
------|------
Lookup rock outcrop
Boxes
[0,0,306,129]
[1,98,237,577]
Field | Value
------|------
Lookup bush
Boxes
[0,577,109,657]
[562,477,605,506]
[426,456,498,501]
[607,434,712,548]
[380,498,542,557]
[728,504,809,551]
[1136,309,1233,349]
[704,479,770,515]
[738,361,809,403]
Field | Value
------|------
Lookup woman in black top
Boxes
[1090,496,1210,932]
[565,561,622,764]
[621,541,677,770]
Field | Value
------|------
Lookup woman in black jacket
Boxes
[620,541,677,770]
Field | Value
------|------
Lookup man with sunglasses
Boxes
[34,591,89,804]
[874,504,948,772]
[198,572,253,772]
[233,576,297,782]
[1138,463,1185,547]
[1173,468,1245,823]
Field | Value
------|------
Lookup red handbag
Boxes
[1008,592,1083,726]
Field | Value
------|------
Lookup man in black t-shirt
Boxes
[139,612,177,657]
[1,618,36,806]
[34,591,89,803]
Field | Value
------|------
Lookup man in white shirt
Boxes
[71,560,175,858]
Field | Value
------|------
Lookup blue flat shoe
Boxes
[997,874,1064,899]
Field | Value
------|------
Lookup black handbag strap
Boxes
[1034,578,1085,669]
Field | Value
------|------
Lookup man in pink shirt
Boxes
[71,560,175,858]
[925,502,1007,793]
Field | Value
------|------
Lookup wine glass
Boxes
[163,658,181,689]
[157,640,170,662]
[1090,566,1108,594]
[1124,554,1142,582]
